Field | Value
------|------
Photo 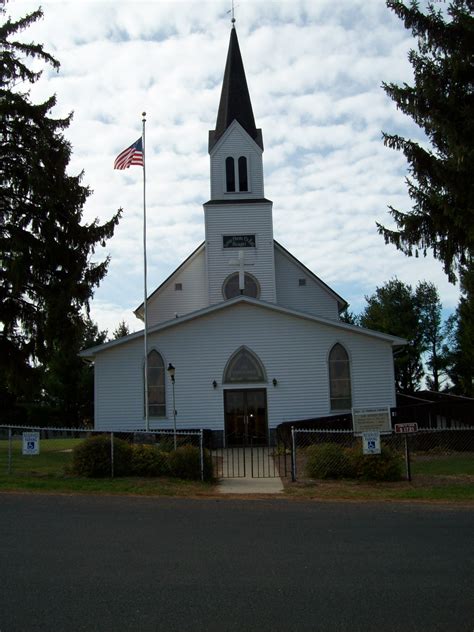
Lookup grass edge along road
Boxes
[0,475,473,503]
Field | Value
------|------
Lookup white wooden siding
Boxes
[146,248,208,326]
[205,203,276,305]
[274,246,340,320]
[94,302,396,431]
[210,121,264,200]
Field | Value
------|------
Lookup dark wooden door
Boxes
[224,389,267,446]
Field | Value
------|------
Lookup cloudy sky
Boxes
[7,0,459,335]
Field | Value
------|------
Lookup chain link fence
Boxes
[289,427,474,483]
[0,425,206,481]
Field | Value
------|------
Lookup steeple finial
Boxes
[228,0,236,26]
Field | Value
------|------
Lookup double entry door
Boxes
[224,389,268,446]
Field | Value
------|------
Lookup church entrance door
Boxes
[224,389,267,446]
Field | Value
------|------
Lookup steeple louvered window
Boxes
[225,155,249,193]
[225,157,236,192]
[238,156,248,191]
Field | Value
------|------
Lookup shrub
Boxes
[304,443,354,479]
[131,444,169,477]
[349,447,404,482]
[168,445,213,481]
[72,435,132,477]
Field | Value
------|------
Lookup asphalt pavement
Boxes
[1,494,473,632]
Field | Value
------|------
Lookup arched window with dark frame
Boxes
[225,157,235,192]
[223,272,259,299]
[224,347,266,384]
[328,343,352,411]
[146,350,165,417]
[238,156,248,191]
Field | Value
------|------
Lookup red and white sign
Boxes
[394,423,418,434]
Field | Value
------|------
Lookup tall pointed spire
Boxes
[209,26,263,152]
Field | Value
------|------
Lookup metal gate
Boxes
[212,435,291,478]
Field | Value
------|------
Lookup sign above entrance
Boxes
[352,407,392,435]
[223,234,256,248]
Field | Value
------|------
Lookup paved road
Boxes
[1,494,473,632]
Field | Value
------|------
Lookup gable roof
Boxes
[134,239,347,319]
[81,295,406,359]
[209,26,263,152]
[274,240,348,313]
[134,242,205,320]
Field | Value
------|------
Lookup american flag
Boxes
[114,137,144,169]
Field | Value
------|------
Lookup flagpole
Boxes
[142,111,149,432]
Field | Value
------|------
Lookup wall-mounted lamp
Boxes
[167,363,176,383]
[212,380,218,389]
[272,378,278,387]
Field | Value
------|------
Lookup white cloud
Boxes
[5,0,460,335]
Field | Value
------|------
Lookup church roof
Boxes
[80,296,406,359]
[209,26,263,152]
[134,242,205,320]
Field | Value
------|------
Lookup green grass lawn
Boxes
[0,438,82,476]
[0,437,215,495]
[0,474,215,496]
[285,480,474,502]
[412,453,474,476]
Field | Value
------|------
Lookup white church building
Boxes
[81,25,404,445]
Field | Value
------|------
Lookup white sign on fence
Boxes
[22,432,40,456]
[352,407,391,435]
[362,431,381,455]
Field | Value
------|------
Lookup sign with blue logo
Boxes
[362,431,381,455]
[22,432,40,456]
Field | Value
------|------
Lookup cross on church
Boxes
[229,249,252,293]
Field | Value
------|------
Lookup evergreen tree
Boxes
[360,279,426,392]
[443,265,474,395]
[112,320,131,339]
[0,8,121,417]
[339,309,359,325]
[379,0,474,283]
[415,280,446,390]
[43,319,108,425]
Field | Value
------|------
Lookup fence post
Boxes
[110,432,114,478]
[200,430,204,482]
[291,426,297,482]
[404,434,412,482]
[8,427,12,475]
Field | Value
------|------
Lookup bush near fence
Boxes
[72,435,133,477]
[291,428,474,483]
[303,442,403,482]
[0,426,211,482]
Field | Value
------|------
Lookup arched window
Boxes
[223,272,259,300]
[238,156,248,191]
[225,157,235,192]
[329,344,352,411]
[146,350,165,417]
[224,347,266,383]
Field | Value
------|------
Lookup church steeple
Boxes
[204,23,276,306]
[209,26,263,152]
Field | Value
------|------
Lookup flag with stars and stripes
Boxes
[114,137,144,169]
